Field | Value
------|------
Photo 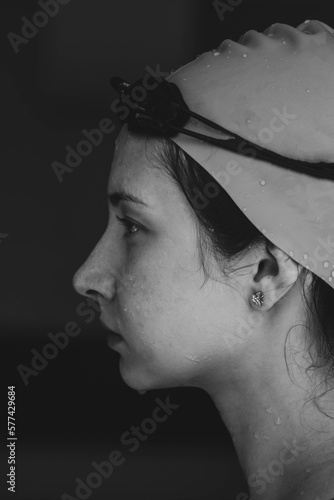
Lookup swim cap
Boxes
[166,20,334,288]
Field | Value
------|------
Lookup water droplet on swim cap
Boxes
[303,254,308,260]
[242,53,248,58]
[260,180,266,186]
[324,261,330,268]
[289,251,295,257]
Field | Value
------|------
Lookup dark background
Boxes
[1,1,333,499]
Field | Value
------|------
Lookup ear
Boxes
[250,242,301,311]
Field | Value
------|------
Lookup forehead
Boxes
[108,125,188,214]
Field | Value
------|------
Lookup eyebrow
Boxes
[108,188,150,208]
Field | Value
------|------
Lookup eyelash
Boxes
[116,216,142,237]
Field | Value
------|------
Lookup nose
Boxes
[72,230,118,303]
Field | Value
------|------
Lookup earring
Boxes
[251,291,264,307]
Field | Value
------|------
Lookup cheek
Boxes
[117,259,172,328]
[117,255,192,349]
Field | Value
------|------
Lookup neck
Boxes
[199,330,334,499]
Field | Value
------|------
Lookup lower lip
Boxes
[107,332,123,348]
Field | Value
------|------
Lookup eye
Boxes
[116,216,143,237]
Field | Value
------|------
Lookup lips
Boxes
[100,317,123,349]
[107,331,123,349]
[100,318,121,336]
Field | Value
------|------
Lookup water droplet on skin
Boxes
[254,433,259,439]
[306,265,310,270]
[263,436,269,440]
[275,417,281,425]
[207,64,210,68]
[260,180,266,186]
[213,50,220,56]
[323,261,330,268]
[268,33,274,37]
[246,119,252,124]
[306,88,311,93]
[265,407,273,414]
[304,19,310,24]
[242,53,248,58]
[182,78,187,81]
[300,491,304,496]
[282,40,287,45]
[306,468,311,473]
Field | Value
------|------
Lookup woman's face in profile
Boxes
[73,126,244,391]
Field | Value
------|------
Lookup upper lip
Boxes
[100,317,122,336]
